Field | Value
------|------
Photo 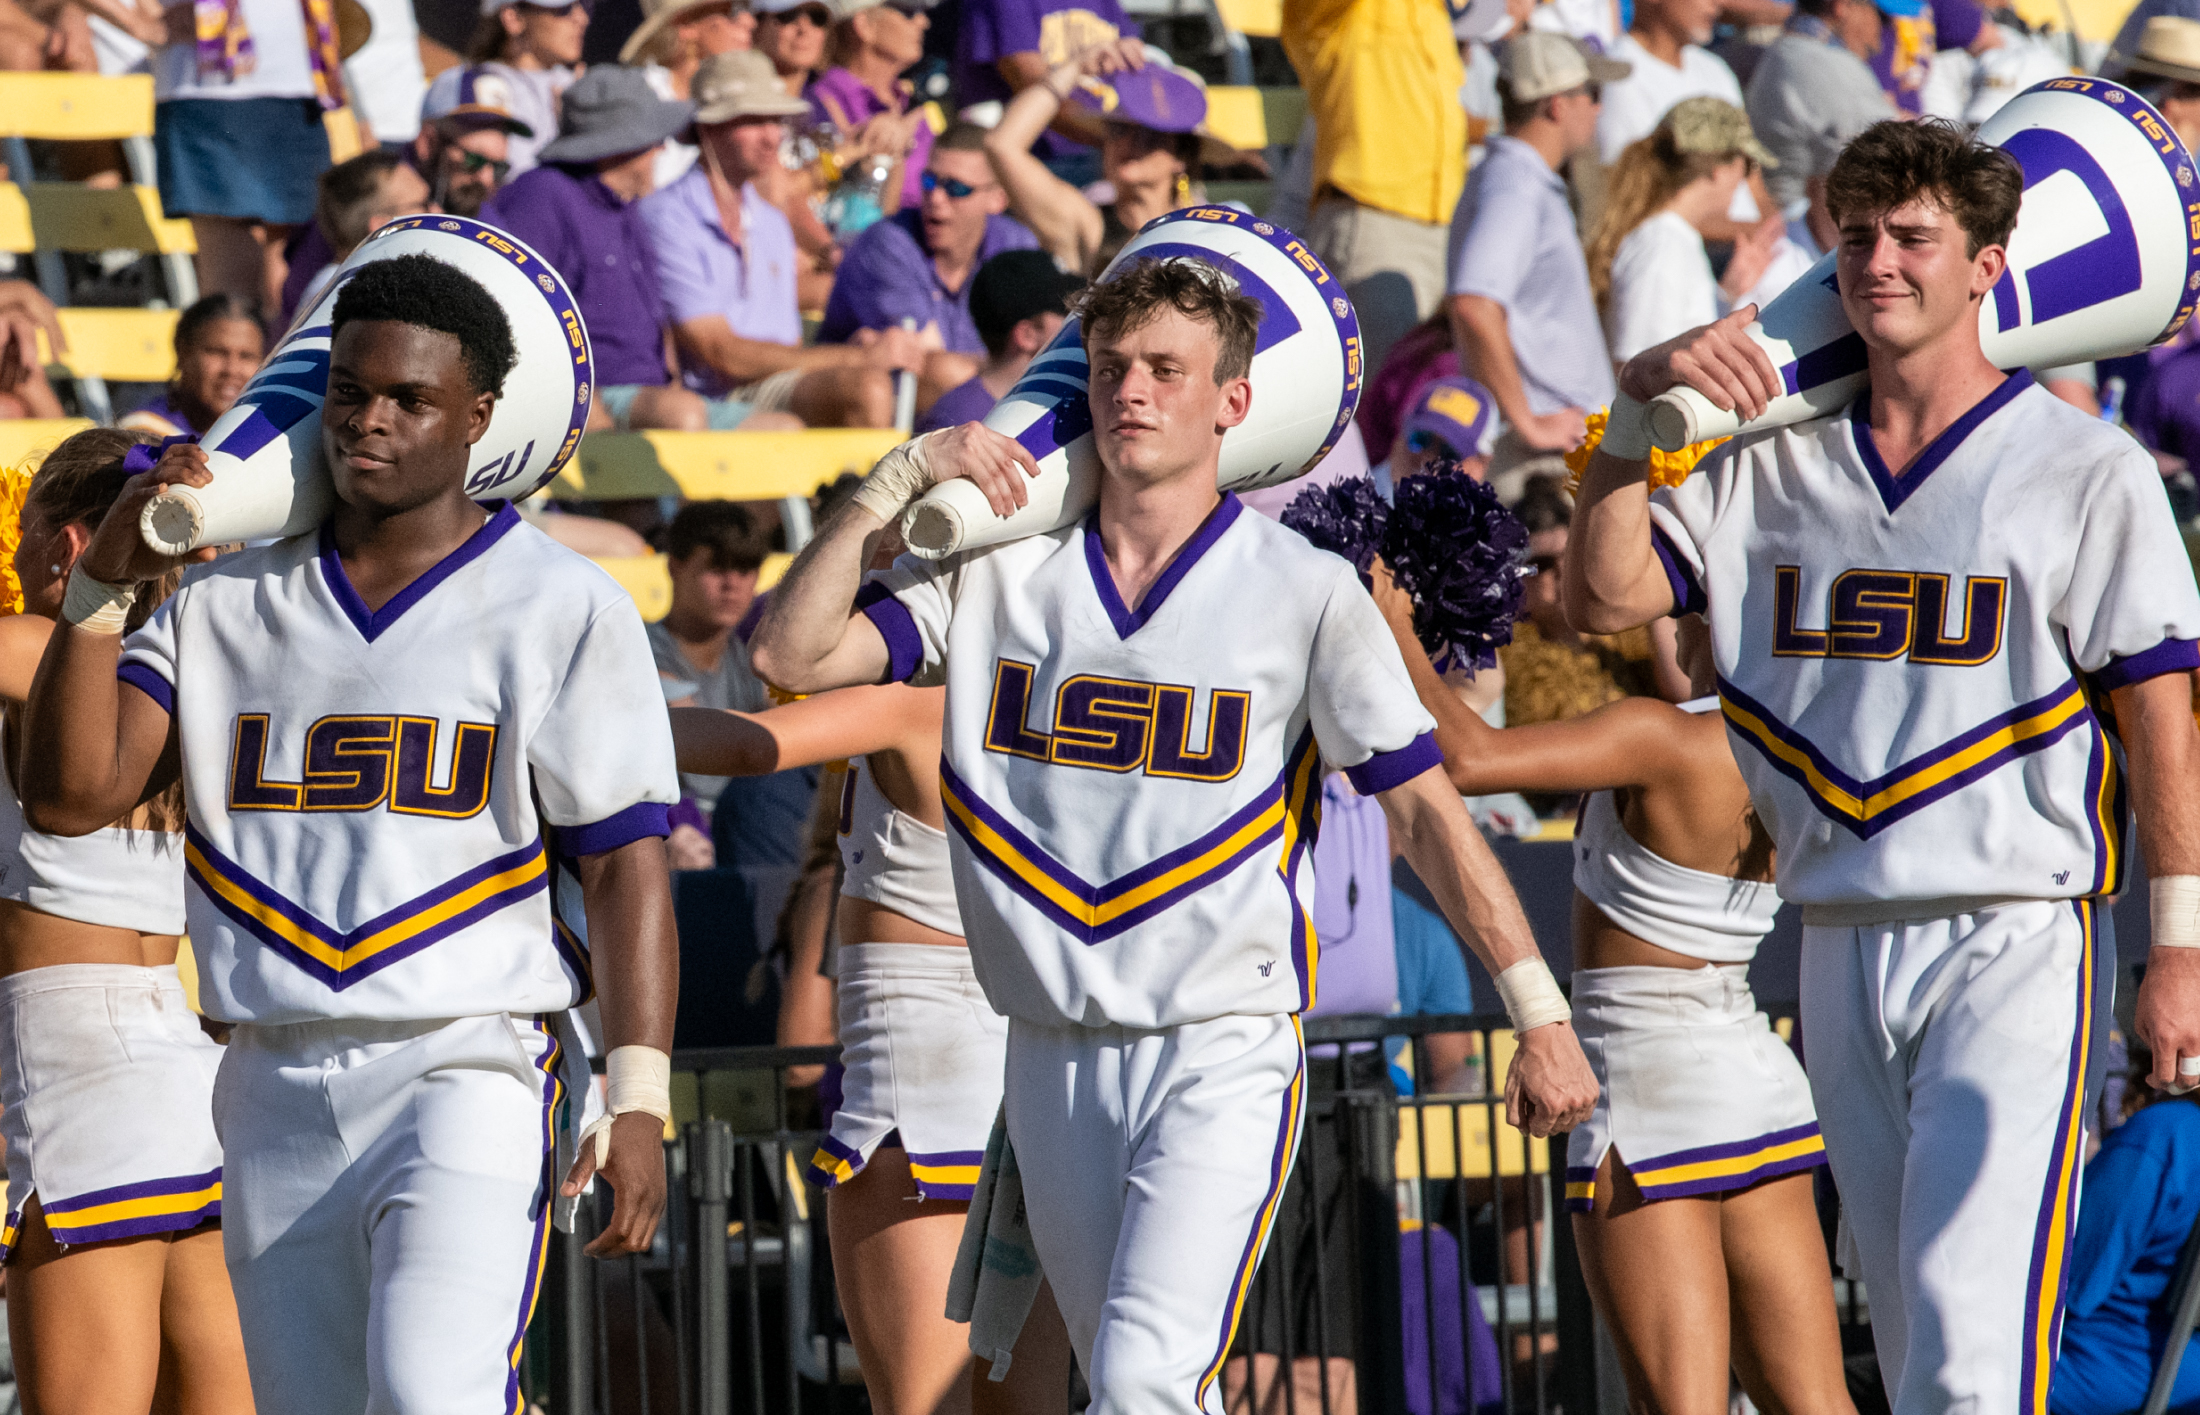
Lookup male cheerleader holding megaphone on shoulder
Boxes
[751,254,1598,1413]
[1568,116,2200,1415]
[14,254,685,1414]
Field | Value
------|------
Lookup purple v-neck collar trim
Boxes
[1082,493,1242,639]
[319,501,520,642]
[1851,368,2031,514]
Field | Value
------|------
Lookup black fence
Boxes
[517,1010,1853,1415]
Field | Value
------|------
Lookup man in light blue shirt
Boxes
[1447,31,1625,499]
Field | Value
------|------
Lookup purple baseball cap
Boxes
[1404,377,1496,458]
[1067,62,1208,134]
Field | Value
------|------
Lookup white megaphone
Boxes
[899,206,1364,559]
[138,215,593,554]
[1645,76,2200,450]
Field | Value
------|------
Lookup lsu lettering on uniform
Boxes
[1647,370,2200,1415]
[118,503,679,1415]
[858,494,1438,1413]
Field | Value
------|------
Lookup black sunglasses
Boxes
[920,171,990,198]
[454,151,512,180]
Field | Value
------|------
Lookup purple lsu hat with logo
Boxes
[1404,376,1496,458]
[1066,63,1208,134]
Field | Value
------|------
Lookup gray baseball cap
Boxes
[1500,31,1630,104]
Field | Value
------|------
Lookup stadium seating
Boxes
[0,418,95,469]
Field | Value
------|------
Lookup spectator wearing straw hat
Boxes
[640,49,928,426]
[914,246,1083,433]
[807,0,938,213]
[2121,15,2200,151]
[624,0,757,188]
[817,123,1037,402]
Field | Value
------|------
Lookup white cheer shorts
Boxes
[0,963,224,1258]
[215,1011,571,1415]
[1565,963,1823,1212]
[808,942,1008,1201]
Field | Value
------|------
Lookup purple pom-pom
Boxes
[1280,475,1389,579]
[1381,462,1530,673]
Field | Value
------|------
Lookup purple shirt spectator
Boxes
[914,373,1002,433]
[1306,776,1400,1021]
[807,67,935,208]
[2128,333,2200,465]
[1871,0,1985,113]
[638,164,805,397]
[816,208,1037,351]
[484,163,670,389]
[953,0,1135,159]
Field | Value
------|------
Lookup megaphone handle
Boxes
[892,317,919,433]
[1645,385,1739,452]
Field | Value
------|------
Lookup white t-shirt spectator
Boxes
[1605,210,1719,363]
[1596,33,1743,162]
[342,0,428,143]
[156,0,315,100]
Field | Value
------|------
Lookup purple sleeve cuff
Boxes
[1650,524,1709,618]
[117,661,174,715]
[668,797,710,835]
[1347,731,1442,795]
[563,801,672,857]
[855,580,924,683]
[2094,638,2200,691]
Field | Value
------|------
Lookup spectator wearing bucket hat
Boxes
[982,40,1243,277]
[461,0,590,175]
[1448,31,1628,500]
[1374,375,1498,496]
[640,49,929,426]
[807,0,940,213]
[914,247,1085,432]
[1743,0,1895,250]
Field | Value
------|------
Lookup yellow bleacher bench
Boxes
[25,184,196,256]
[554,429,905,502]
[1203,86,1308,153]
[591,554,673,622]
[0,419,96,469]
[43,307,180,384]
[0,73,157,141]
[1214,0,1282,38]
[0,184,31,255]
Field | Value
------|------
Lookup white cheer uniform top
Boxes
[0,717,186,935]
[118,504,680,1025]
[1571,700,1780,962]
[1649,372,2200,914]
[836,757,963,938]
[857,495,1439,1030]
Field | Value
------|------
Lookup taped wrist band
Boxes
[2152,876,2200,949]
[1598,395,1654,462]
[580,1045,674,1169]
[2180,1057,2200,1077]
[850,430,942,522]
[1494,958,1571,1033]
[61,566,136,635]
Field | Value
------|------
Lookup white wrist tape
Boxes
[2153,876,2200,950]
[60,565,136,635]
[1598,394,1653,462]
[579,1045,674,1169]
[850,430,944,522]
[1494,957,1571,1033]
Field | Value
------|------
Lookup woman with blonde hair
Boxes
[0,427,250,1415]
[1586,96,1785,366]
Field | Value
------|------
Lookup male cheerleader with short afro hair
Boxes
[752,256,1598,1413]
[19,253,683,1414]
[1568,118,2200,1415]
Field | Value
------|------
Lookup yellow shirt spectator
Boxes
[1282,0,1466,225]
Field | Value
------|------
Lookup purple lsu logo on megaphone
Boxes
[1644,77,2200,450]
[140,216,594,556]
[899,206,1364,559]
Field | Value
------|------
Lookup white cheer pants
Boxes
[214,1012,566,1415]
[1802,898,2113,1415]
[1005,1011,1305,1415]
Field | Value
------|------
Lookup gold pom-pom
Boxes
[1562,407,1729,495]
[0,464,34,618]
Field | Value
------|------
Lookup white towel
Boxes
[945,1107,1045,1380]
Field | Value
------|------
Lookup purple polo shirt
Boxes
[953,0,1135,159]
[483,164,669,389]
[914,373,1000,433]
[2129,336,2200,465]
[815,209,1038,350]
[806,67,934,209]
[637,165,804,398]
[1304,775,1400,1021]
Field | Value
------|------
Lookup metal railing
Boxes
[518,1011,1852,1415]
